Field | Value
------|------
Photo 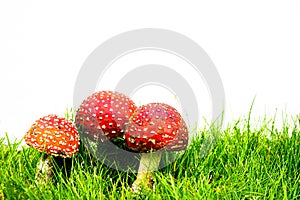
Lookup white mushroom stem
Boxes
[35,154,54,184]
[132,151,162,192]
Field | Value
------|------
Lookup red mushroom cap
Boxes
[125,103,188,153]
[24,114,80,157]
[75,91,137,143]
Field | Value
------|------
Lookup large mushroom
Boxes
[75,90,137,154]
[124,103,188,192]
[24,114,80,183]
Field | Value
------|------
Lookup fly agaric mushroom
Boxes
[24,114,80,183]
[124,103,188,192]
[75,90,137,148]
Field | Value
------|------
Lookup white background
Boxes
[0,1,300,142]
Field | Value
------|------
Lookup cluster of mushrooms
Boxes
[24,90,188,192]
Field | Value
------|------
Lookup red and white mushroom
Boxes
[124,103,188,192]
[24,114,80,183]
[75,90,137,147]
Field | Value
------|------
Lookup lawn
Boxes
[0,112,299,199]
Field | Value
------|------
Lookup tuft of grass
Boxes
[0,113,299,199]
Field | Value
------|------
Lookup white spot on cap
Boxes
[129,137,135,143]
[142,135,148,139]
[149,139,156,144]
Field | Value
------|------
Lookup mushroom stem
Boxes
[132,151,162,192]
[35,154,54,184]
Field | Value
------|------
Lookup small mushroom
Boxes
[24,114,80,183]
[124,103,188,192]
[75,90,137,148]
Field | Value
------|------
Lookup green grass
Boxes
[0,113,300,199]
